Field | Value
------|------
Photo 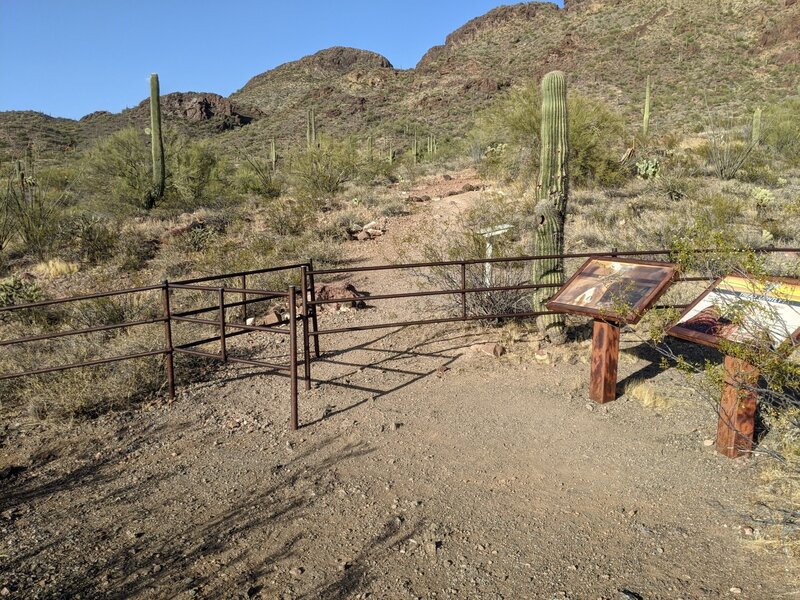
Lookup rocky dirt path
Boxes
[1,171,795,599]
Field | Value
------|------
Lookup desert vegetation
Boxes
[2,1,800,595]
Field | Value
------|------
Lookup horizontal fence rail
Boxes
[0,262,311,429]
[1,248,798,430]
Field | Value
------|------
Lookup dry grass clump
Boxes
[0,325,166,420]
[624,379,677,410]
[749,409,800,572]
[31,258,79,278]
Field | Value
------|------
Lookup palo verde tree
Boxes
[532,70,569,344]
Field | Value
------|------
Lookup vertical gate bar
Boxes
[161,280,175,399]
[307,259,321,358]
[289,285,299,430]
[219,287,227,362]
[240,274,247,322]
[460,262,467,320]
[300,266,312,390]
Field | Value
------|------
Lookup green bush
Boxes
[3,156,73,259]
[471,82,627,188]
[290,136,358,202]
[85,127,152,210]
[763,97,800,167]
[86,128,235,211]
[233,154,285,199]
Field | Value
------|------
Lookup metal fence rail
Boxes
[1,248,798,431]
[0,262,311,429]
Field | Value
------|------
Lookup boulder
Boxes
[314,282,369,311]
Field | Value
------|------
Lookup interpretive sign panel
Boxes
[668,275,800,351]
[546,258,678,324]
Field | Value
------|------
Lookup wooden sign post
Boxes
[589,319,620,403]
[716,355,759,458]
[546,257,678,404]
[668,275,800,459]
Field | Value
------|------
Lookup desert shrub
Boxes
[471,82,627,188]
[58,214,116,264]
[763,97,800,167]
[290,136,359,202]
[355,156,398,186]
[0,276,59,327]
[4,155,73,259]
[233,154,284,199]
[0,275,42,308]
[166,138,235,209]
[86,127,153,210]
[114,228,160,272]
[87,129,234,212]
[0,326,165,419]
[410,194,532,320]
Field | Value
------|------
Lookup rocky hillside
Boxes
[2,0,798,157]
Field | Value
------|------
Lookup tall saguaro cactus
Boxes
[149,73,165,208]
[751,107,762,145]
[642,75,652,140]
[532,71,569,344]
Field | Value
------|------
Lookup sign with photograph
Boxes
[668,275,800,351]
[546,258,678,324]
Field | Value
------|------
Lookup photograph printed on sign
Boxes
[547,259,677,323]
[672,276,800,350]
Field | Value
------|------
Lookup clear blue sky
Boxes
[0,0,562,120]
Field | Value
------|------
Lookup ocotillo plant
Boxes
[387,137,393,165]
[751,107,762,145]
[532,71,569,344]
[149,73,165,208]
[642,75,652,140]
[270,138,277,171]
[367,135,373,161]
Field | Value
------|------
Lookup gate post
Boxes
[288,286,299,431]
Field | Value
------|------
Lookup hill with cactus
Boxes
[1,0,798,158]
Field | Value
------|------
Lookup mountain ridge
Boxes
[1,0,797,157]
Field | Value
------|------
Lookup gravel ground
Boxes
[1,172,794,599]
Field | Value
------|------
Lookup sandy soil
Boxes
[1,171,795,599]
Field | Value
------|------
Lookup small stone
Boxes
[586,403,596,412]
[1,588,9,597]
[730,587,742,595]
[152,564,162,574]
[424,541,441,556]
[390,422,402,431]
[703,439,714,447]
[534,350,549,363]
[355,231,370,242]
[742,526,754,536]
[289,567,305,578]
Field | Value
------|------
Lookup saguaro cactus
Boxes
[532,71,569,344]
[305,108,317,149]
[642,75,652,140]
[149,73,165,207]
[751,107,762,145]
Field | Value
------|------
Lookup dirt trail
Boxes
[1,171,794,599]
